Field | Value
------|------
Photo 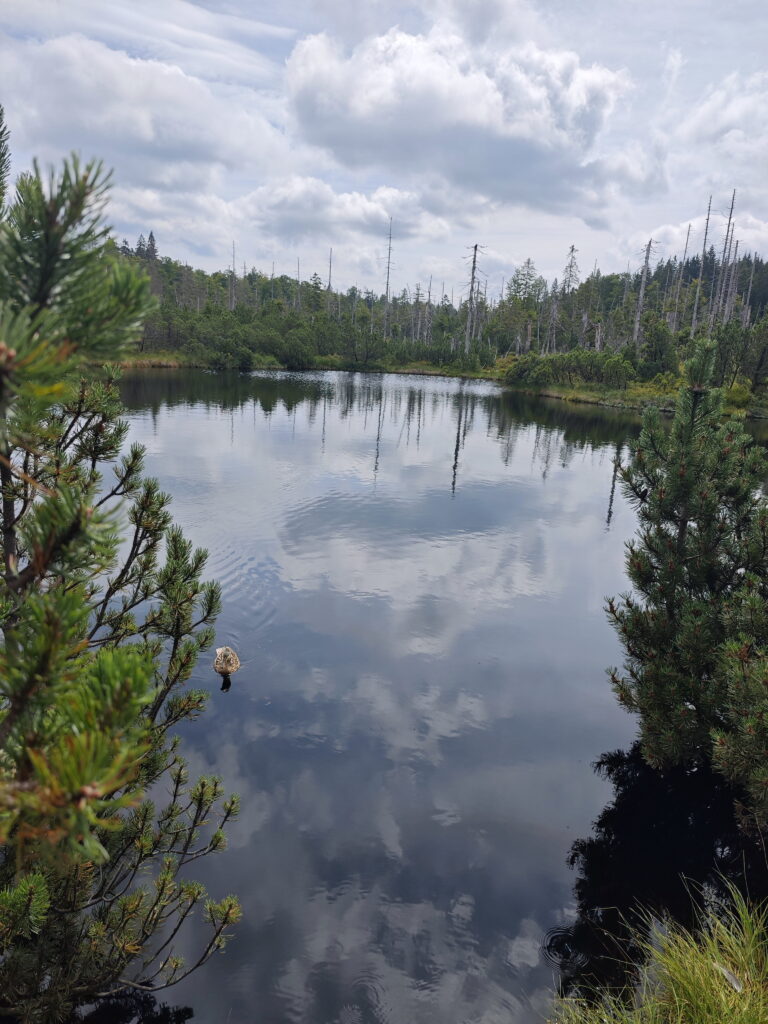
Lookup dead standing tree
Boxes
[632,237,654,354]
[670,223,691,332]
[709,189,736,331]
[691,195,712,335]
[464,243,480,354]
[723,240,740,325]
[384,217,393,339]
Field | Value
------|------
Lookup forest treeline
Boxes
[119,227,768,402]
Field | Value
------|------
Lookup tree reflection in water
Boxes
[545,743,768,998]
[71,992,194,1023]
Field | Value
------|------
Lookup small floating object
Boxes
[214,646,240,692]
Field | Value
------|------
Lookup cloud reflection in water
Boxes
[122,370,641,1024]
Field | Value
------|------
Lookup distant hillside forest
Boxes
[113,224,768,395]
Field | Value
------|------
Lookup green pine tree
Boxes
[0,107,240,1020]
[711,585,768,817]
[607,343,768,770]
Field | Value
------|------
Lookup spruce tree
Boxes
[0,108,240,1019]
[607,343,768,769]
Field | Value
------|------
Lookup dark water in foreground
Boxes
[119,370,647,1023]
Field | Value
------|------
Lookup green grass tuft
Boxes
[550,889,768,1024]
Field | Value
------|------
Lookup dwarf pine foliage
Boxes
[711,587,768,815]
[0,107,240,1021]
[607,343,768,813]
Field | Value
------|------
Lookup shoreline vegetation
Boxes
[549,888,768,1024]
[116,350,768,419]
[110,217,768,422]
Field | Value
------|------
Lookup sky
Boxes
[1,0,766,300]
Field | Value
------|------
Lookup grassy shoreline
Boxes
[116,353,768,419]
[549,890,768,1024]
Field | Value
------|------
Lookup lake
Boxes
[119,369,646,1023]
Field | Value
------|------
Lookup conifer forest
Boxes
[123,221,768,416]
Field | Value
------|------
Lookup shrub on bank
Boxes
[504,348,637,389]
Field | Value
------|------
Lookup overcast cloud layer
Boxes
[1,0,766,297]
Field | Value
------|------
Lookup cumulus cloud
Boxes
[1,0,766,291]
[674,71,768,181]
[238,178,451,242]
[106,176,453,273]
[287,27,630,212]
[641,70,768,257]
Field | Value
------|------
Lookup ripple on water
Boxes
[351,968,389,1023]
[210,544,279,622]
[541,925,590,971]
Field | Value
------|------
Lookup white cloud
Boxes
[662,47,684,96]
[674,72,768,187]
[286,28,630,212]
[0,0,290,86]
[0,0,766,294]
[0,31,293,190]
[633,210,768,269]
[239,178,451,242]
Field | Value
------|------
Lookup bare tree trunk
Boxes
[671,224,691,332]
[632,238,653,353]
[384,218,392,339]
[579,309,588,347]
[474,279,486,343]
[465,244,478,354]
[742,254,756,328]
[723,240,739,324]
[709,189,736,331]
[661,259,673,318]
[691,196,711,335]
[425,276,433,346]
[713,221,734,327]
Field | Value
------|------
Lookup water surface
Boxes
[121,370,643,1023]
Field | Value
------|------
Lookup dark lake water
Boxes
[119,370,648,1023]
